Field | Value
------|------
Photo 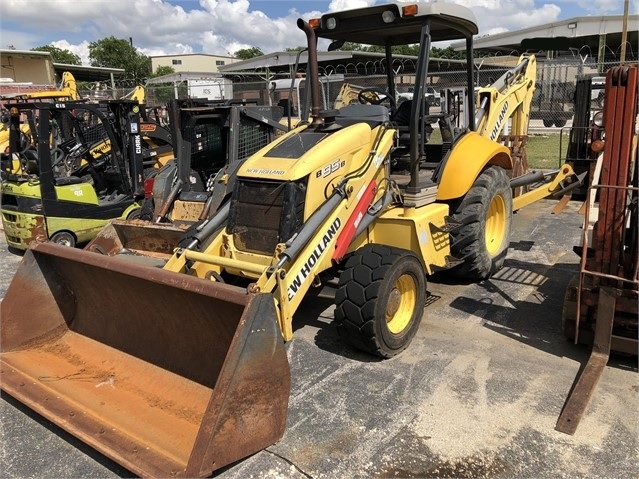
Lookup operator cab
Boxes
[304,1,478,191]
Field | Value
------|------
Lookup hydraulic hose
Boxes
[272,184,347,270]
[181,201,231,250]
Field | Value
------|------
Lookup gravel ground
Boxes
[1,198,637,479]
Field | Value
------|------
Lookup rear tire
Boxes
[543,119,553,127]
[334,244,426,358]
[447,165,512,281]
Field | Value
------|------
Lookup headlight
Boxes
[382,10,396,23]
[592,110,604,127]
[326,17,337,29]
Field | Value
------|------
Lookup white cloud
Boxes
[50,40,91,65]
[328,0,376,12]
[0,0,320,62]
[0,0,632,65]
[454,0,562,34]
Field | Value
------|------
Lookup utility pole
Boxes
[620,0,629,62]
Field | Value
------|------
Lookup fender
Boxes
[436,131,512,201]
[122,203,141,220]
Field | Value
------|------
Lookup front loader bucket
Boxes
[1,242,290,478]
[85,219,186,259]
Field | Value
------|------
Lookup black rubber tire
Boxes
[126,208,142,220]
[138,197,155,221]
[50,231,76,248]
[543,119,553,127]
[334,244,426,358]
[447,165,513,281]
[554,119,567,128]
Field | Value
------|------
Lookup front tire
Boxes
[50,231,76,248]
[448,165,513,281]
[334,244,426,358]
[126,207,142,220]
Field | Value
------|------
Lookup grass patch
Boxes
[526,134,568,170]
[425,130,568,171]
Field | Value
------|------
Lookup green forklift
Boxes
[0,100,146,249]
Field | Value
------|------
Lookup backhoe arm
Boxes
[475,54,537,140]
[20,71,79,101]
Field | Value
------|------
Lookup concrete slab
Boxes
[1,199,637,478]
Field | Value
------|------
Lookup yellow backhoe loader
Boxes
[0,2,582,478]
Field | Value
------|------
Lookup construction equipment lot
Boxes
[0,198,637,479]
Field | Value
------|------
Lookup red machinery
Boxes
[557,65,638,434]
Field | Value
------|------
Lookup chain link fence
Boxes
[2,56,623,132]
[132,57,626,130]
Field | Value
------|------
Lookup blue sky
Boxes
[0,0,634,64]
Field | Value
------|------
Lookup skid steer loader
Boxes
[0,2,582,477]
[85,98,285,258]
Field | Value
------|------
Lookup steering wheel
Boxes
[15,131,33,154]
[357,87,396,109]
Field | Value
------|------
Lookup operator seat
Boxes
[390,100,413,126]
[22,148,39,175]
[334,104,389,127]
[390,100,434,144]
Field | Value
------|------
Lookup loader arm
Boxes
[166,121,398,340]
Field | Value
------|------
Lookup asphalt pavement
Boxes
[1,198,637,479]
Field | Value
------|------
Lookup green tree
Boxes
[152,65,175,77]
[431,45,466,60]
[148,66,177,104]
[339,42,366,52]
[332,42,465,59]
[88,36,151,82]
[31,45,81,65]
[234,47,264,59]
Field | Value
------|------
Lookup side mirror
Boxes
[328,40,345,52]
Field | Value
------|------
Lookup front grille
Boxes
[3,212,17,222]
[187,116,275,188]
[1,192,18,208]
[228,179,306,255]
[238,115,273,160]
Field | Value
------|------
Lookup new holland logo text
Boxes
[489,101,509,141]
[287,218,342,300]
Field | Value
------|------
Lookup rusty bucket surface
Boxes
[85,219,187,258]
[0,242,290,478]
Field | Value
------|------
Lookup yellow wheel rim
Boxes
[485,194,507,256]
[385,274,417,334]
